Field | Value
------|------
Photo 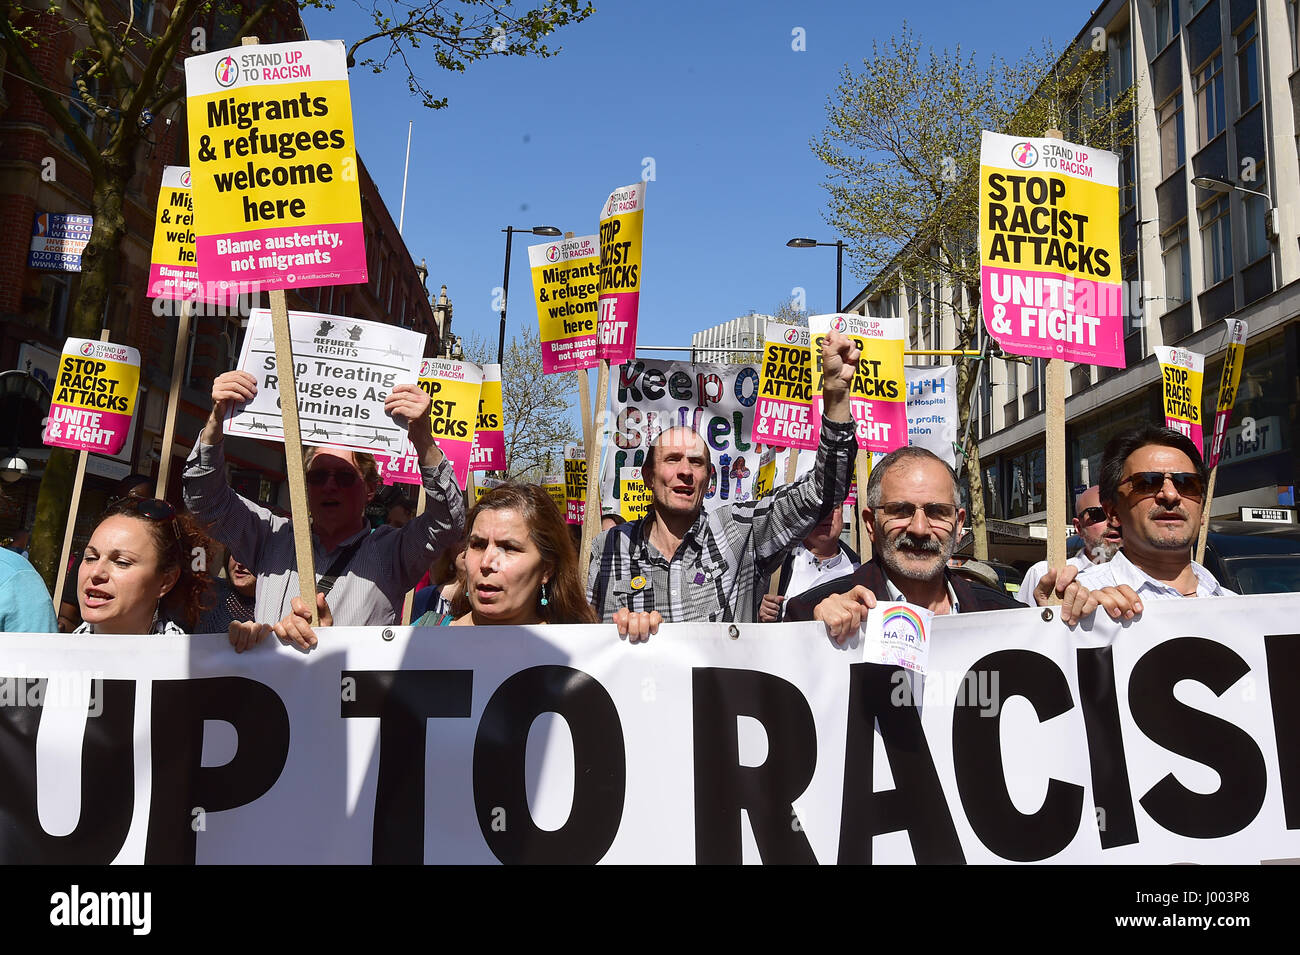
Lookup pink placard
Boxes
[44,406,133,456]
[196,221,367,292]
[752,396,819,450]
[596,290,638,366]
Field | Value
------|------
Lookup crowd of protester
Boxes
[0,332,1237,645]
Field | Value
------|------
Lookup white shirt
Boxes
[784,545,856,602]
[1017,551,1095,607]
[1075,549,1234,599]
[881,572,961,616]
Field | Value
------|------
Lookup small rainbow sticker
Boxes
[880,605,927,646]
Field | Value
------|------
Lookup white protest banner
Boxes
[602,358,769,513]
[226,307,424,453]
[1,595,1298,863]
[903,365,958,467]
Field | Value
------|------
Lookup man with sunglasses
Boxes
[1016,485,1122,607]
[1077,425,1232,615]
[183,370,465,635]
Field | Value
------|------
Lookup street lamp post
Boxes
[499,225,562,365]
[786,237,845,312]
[1191,175,1279,284]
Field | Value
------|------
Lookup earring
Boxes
[540,581,550,607]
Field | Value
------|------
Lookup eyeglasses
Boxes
[877,501,959,527]
[1077,506,1108,525]
[306,468,360,487]
[1118,471,1205,500]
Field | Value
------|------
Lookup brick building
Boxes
[0,1,444,543]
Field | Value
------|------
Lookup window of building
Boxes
[1291,0,1300,72]
[1236,19,1260,112]
[1161,223,1191,304]
[1157,92,1185,176]
[1194,52,1226,145]
[1189,0,1210,16]
[1243,170,1270,264]
[1006,359,1018,399]
[131,0,153,32]
[1119,144,1136,211]
[1199,194,1234,286]
[66,77,98,154]
[1155,0,1181,49]
[1109,28,1133,99]
[41,275,71,338]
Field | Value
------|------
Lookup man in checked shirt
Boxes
[587,330,860,640]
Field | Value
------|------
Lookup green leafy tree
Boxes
[813,23,1137,557]
[462,327,580,483]
[1,0,593,586]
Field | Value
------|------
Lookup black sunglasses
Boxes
[306,468,360,487]
[1077,506,1108,525]
[1118,471,1205,500]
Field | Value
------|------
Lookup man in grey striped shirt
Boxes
[587,331,860,638]
[184,370,465,639]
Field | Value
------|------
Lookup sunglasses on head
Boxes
[1077,506,1108,525]
[306,468,360,487]
[1118,471,1205,499]
[110,497,182,546]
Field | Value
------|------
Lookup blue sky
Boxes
[305,0,1092,356]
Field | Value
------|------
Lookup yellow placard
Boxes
[979,170,1120,284]
[619,466,653,522]
[542,476,566,513]
[564,443,588,525]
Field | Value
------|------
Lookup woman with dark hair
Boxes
[418,483,597,627]
[261,483,597,645]
[74,498,213,635]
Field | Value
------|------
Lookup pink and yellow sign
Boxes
[147,166,202,301]
[564,443,587,525]
[809,314,907,454]
[530,236,600,374]
[1155,346,1204,450]
[1207,319,1249,468]
[42,339,140,456]
[469,363,505,471]
[185,40,366,293]
[418,358,483,490]
[751,323,819,451]
[979,131,1124,367]
[596,182,645,365]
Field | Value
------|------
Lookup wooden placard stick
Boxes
[1043,129,1068,586]
[154,297,194,499]
[579,358,610,564]
[855,449,873,563]
[765,446,803,597]
[400,482,428,626]
[52,327,111,614]
[1195,468,1218,564]
[239,37,318,624]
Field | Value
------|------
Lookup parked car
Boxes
[949,557,1025,596]
[1200,520,1300,595]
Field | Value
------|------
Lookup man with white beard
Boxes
[1016,484,1122,606]
[784,447,1096,639]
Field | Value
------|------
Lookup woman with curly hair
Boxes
[74,498,213,635]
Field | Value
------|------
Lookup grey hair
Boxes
[865,446,961,509]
